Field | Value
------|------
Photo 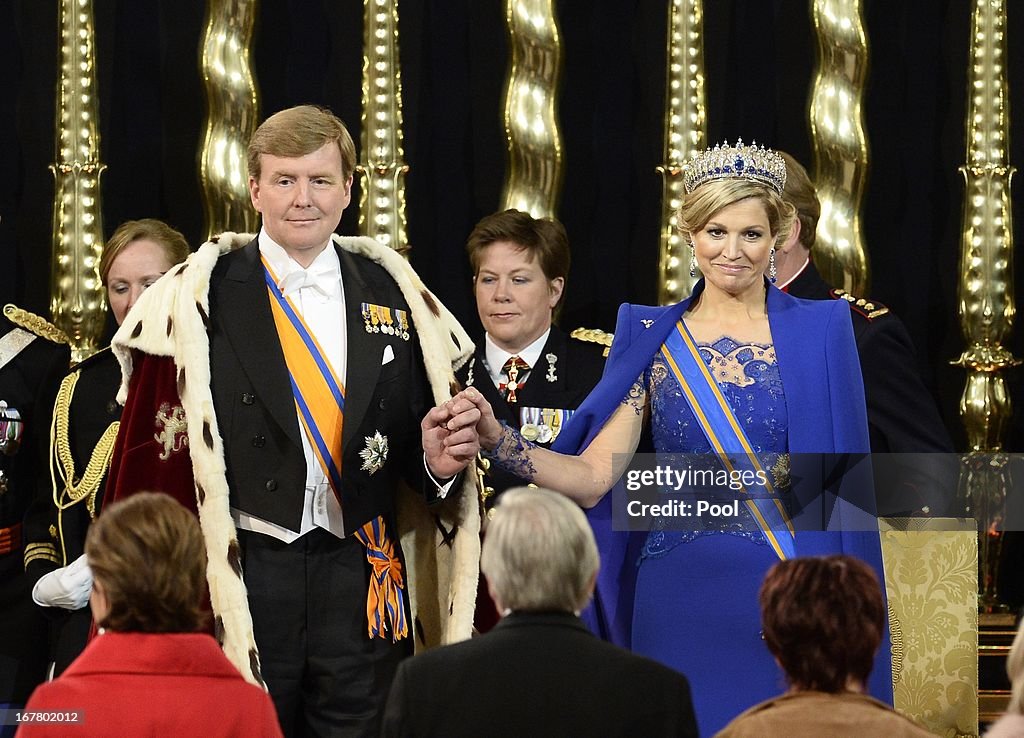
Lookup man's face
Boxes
[474,241,563,353]
[249,142,352,265]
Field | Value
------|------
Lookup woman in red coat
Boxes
[16,493,282,738]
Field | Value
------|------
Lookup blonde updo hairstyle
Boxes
[678,178,796,247]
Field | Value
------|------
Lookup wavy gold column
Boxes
[954,0,1017,454]
[50,0,106,363]
[953,0,1017,616]
[809,0,870,293]
[499,0,563,218]
[358,0,410,256]
[657,0,706,305]
[199,0,260,239]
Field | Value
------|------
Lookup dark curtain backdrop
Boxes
[1,0,1021,450]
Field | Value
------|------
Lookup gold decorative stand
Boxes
[951,0,1017,729]
[808,0,870,293]
[199,0,260,239]
[656,0,706,306]
[50,0,107,363]
[358,0,410,256]
[499,0,563,218]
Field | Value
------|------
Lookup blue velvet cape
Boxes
[552,280,894,704]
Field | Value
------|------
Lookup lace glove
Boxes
[32,553,93,610]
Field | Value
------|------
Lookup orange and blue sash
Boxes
[353,517,407,641]
[263,259,346,497]
[263,258,408,641]
[661,321,796,561]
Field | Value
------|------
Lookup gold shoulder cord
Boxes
[3,304,70,344]
[570,327,614,357]
[49,371,119,564]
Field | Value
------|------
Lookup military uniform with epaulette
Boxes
[22,345,121,676]
[783,261,956,517]
[0,304,70,704]
[456,325,607,515]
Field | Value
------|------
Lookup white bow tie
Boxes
[279,267,338,298]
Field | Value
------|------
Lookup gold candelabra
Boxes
[499,0,564,218]
[809,0,870,294]
[358,0,410,256]
[50,0,107,363]
[953,0,1017,612]
[199,0,260,239]
[657,0,707,305]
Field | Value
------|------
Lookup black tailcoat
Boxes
[207,239,431,534]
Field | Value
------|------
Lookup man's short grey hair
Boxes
[480,487,600,613]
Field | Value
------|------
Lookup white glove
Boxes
[32,554,93,610]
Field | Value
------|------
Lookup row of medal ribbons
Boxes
[519,406,573,445]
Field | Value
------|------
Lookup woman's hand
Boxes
[450,387,502,451]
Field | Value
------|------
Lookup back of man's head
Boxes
[779,151,821,252]
[481,487,599,614]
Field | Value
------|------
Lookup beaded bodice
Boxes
[641,336,788,556]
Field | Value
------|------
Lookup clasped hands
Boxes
[421,388,503,479]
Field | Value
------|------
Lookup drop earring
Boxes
[688,242,697,278]
[768,247,777,283]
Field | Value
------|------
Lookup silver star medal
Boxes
[545,353,557,382]
[359,431,389,475]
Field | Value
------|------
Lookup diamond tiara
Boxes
[682,139,787,195]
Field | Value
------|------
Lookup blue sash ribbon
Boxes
[661,321,796,560]
[262,263,346,499]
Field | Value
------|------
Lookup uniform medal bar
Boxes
[519,406,575,445]
[520,406,541,442]
[396,309,410,341]
[362,302,410,340]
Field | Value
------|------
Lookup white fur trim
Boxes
[111,233,481,682]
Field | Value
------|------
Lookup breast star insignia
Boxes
[359,431,389,475]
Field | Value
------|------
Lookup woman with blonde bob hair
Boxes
[454,140,889,734]
[19,493,282,737]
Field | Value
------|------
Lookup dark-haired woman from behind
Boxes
[714,555,930,738]
[17,493,282,738]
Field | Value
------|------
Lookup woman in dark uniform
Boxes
[23,219,189,675]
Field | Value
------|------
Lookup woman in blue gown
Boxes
[455,141,890,735]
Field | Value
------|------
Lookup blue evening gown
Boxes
[632,337,789,736]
